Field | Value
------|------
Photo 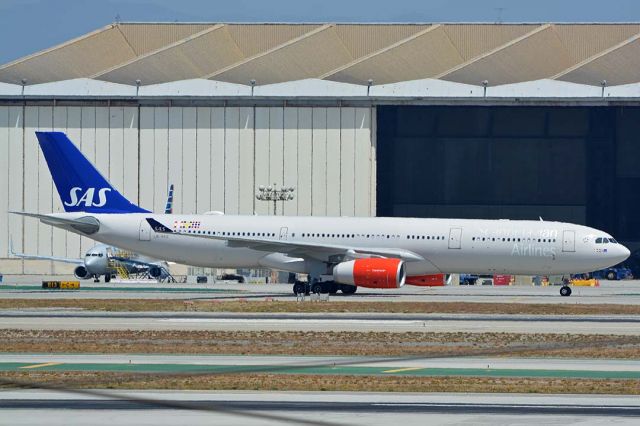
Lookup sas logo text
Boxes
[64,187,111,207]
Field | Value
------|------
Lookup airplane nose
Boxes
[621,245,631,262]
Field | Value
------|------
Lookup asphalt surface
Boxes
[1,309,638,334]
[3,277,640,304]
[1,390,638,426]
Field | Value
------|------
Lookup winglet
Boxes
[146,218,173,233]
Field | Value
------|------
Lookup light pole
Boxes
[256,183,295,215]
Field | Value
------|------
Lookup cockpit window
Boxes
[609,238,618,243]
[98,253,103,257]
[595,237,603,244]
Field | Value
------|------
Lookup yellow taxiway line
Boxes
[383,367,424,374]
[19,362,62,369]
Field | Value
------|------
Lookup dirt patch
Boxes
[2,299,640,315]
[1,371,639,394]
[2,329,639,358]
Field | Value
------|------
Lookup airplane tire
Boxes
[606,271,617,280]
[105,274,111,283]
[311,282,323,294]
[560,285,572,297]
[292,281,306,295]
[340,285,357,295]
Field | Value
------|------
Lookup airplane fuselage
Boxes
[54,213,629,277]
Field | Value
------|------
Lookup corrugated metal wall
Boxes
[0,105,376,274]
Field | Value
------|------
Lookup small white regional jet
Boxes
[13,132,630,297]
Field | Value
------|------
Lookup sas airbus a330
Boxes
[13,132,630,297]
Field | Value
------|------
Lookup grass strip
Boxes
[1,371,638,394]
[2,329,640,358]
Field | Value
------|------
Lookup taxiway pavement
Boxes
[1,390,638,426]
[0,309,638,334]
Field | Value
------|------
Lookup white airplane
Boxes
[10,184,175,282]
[12,132,630,297]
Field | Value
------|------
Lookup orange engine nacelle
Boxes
[405,274,445,286]
[333,259,406,289]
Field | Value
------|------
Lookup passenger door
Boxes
[279,227,288,241]
[448,227,462,249]
[562,230,575,252]
[139,219,151,241]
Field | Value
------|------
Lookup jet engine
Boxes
[405,274,445,286]
[74,265,92,280]
[333,258,405,289]
[148,266,162,279]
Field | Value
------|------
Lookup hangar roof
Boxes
[3,23,640,87]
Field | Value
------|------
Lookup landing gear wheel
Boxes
[606,271,616,280]
[104,274,111,283]
[311,282,323,294]
[292,281,306,295]
[560,285,572,297]
[340,285,357,295]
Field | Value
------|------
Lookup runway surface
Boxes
[1,309,639,334]
[3,278,640,304]
[1,390,638,425]
[2,354,640,379]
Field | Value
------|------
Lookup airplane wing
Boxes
[9,237,83,265]
[146,218,424,262]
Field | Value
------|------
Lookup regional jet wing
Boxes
[146,218,424,262]
[9,238,83,265]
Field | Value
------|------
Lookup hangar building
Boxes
[1,23,639,273]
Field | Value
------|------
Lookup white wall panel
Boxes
[22,108,38,256]
[297,108,313,216]
[139,107,155,211]
[340,108,356,216]
[168,108,183,213]
[269,107,284,215]
[283,108,298,216]
[94,108,110,188]
[7,107,23,262]
[63,107,82,258]
[182,107,197,214]
[254,107,270,215]
[0,107,8,257]
[37,107,53,258]
[122,107,139,203]
[354,108,372,217]
[326,107,341,216]
[79,107,97,255]
[153,108,169,213]
[311,108,327,216]
[195,108,211,214]
[210,108,225,212]
[224,107,240,214]
[109,107,124,192]
[238,107,254,215]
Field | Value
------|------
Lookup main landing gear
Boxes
[560,285,572,297]
[292,280,357,296]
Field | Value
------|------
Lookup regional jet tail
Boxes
[16,131,631,297]
[35,131,149,214]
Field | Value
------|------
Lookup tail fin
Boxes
[35,131,149,214]
[164,184,174,214]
